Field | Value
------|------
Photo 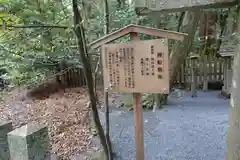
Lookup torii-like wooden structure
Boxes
[89,24,187,160]
[133,0,239,160]
[135,0,237,15]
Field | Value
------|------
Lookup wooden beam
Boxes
[89,24,187,49]
[89,25,133,49]
[135,0,237,15]
[132,25,187,41]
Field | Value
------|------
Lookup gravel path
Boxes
[100,91,230,160]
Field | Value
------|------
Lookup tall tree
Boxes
[71,0,109,158]
[169,10,201,84]
[103,0,113,159]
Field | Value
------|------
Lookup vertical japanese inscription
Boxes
[116,50,120,89]
[123,48,128,88]
[157,52,164,79]
[108,52,113,86]
[131,48,135,88]
[140,45,155,76]
[123,47,135,89]
[150,45,155,76]
[106,47,122,89]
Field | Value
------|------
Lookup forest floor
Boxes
[0,87,230,160]
[100,91,230,160]
[0,86,121,160]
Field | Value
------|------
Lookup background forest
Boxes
[1,0,236,88]
[0,0,239,159]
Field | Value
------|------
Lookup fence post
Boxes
[203,55,208,91]
[191,56,197,97]
[0,121,13,160]
[8,123,51,160]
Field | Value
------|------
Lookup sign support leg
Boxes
[130,32,144,160]
[133,93,144,160]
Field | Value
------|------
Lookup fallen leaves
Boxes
[0,87,105,159]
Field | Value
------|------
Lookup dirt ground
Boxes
[0,86,120,159]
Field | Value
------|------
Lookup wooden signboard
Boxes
[135,0,236,14]
[101,39,169,94]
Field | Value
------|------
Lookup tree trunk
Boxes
[104,90,112,160]
[169,10,201,84]
[146,11,200,108]
[202,38,211,91]
[226,7,240,160]
[151,12,186,108]
[103,0,113,159]
[72,0,109,158]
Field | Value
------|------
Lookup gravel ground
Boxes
[100,91,230,160]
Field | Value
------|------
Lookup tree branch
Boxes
[0,24,69,29]
[177,12,186,32]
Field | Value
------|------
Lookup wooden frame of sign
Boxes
[89,24,187,160]
[135,0,237,15]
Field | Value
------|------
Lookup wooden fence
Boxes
[56,67,104,87]
[175,55,233,86]
[55,55,233,89]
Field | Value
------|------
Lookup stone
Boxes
[90,150,105,160]
[0,121,13,160]
[71,154,86,160]
[8,122,51,160]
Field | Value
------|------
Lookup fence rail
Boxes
[53,55,233,89]
[175,55,233,86]
[55,67,103,87]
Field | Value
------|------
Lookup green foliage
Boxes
[0,0,77,85]
[0,0,233,87]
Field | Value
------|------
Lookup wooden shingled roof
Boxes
[88,24,188,49]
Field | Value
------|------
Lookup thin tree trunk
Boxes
[177,12,186,32]
[226,6,240,160]
[72,0,109,158]
[153,12,186,107]
[103,0,113,159]
[202,37,211,91]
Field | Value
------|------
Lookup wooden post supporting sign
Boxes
[130,32,144,160]
[101,36,170,160]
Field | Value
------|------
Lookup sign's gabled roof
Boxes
[89,24,187,49]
